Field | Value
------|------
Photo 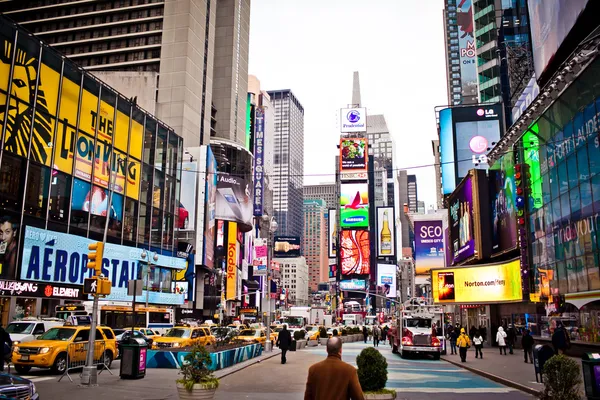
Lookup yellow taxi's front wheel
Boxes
[52,353,68,375]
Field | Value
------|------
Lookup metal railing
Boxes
[58,341,113,383]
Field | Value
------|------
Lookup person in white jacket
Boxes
[473,331,484,359]
[496,326,508,355]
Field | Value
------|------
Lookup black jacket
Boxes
[0,328,11,354]
[277,328,292,350]
[522,333,534,350]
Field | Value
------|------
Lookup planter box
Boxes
[355,334,362,342]
[176,383,217,400]
[296,340,307,349]
[147,343,262,370]
[319,338,329,346]
[308,339,319,347]
[365,392,396,400]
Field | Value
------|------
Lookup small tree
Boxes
[357,347,388,392]
[177,343,219,391]
[540,355,582,400]
[294,329,306,340]
[319,326,328,338]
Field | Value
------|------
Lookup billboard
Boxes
[457,0,478,101]
[273,236,301,258]
[339,279,366,291]
[253,107,265,216]
[71,178,124,222]
[376,207,395,257]
[377,264,397,298]
[20,226,186,304]
[328,263,337,282]
[215,173,253,226]
[340,230,370,275]
[226,222,237,300]
[339,138,368,172]
[203,146,217,268]
[328,209,337,258]
[414,220,445,276]
[0,25,151,201]
[431,259,523,304]
[489,153,518,256]
[253,238,268,276]
[340,108,367,133]
[179,161,198,231]
[340,183,369,228]
[529,0,589,79]
[440,105,502,195]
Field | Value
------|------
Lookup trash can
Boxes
[119,337,147,379]
[582,353,600,400]
[533,344,555,383]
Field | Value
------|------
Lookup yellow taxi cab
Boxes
[233,328,277,345]
[12,325,117,375]
[135,327,161,339]
[305,326,321,341]
[269,324,284,340]
[152,326,215,349]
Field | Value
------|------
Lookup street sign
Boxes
[254,265,267,276]
[83,278,98,295]
[127,279,143,296]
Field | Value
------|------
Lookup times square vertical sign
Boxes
[253,107,265,216]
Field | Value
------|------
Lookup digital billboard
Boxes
[203,146,218,268]
[340,230,370,275]
[340,108,367,133]
[457,0,478,102]
[529,0,589,80]
[376,207,395,257]
[273,236,301,258]
[340,183,369,228]
[440,104,502,194]
[215,173,253,226]
[71,178,124,222]
[377,264,397,298]
[489,152,518,256]
[179,160,198,231]
[339,138,368,172]
[414,220,445,276]
[328,209,337,258]
[432,259,523,304]
[328,263,337,282]
[339,279,366,291]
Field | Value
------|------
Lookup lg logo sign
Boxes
[476,108,498,118]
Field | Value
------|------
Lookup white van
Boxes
[6,318,65,344]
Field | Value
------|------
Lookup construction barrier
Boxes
[58,341,113,382]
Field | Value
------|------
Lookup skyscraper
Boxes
[397,170,411,249]
[303,183,338,209]
[407,175,418,213]
[303,200,328,292]
[432,140,443,209]
[267,89,305,238]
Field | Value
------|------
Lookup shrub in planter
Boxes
[319,326,328,339]
[177,343,219,397]
[294,330,306,341]
[540,354,582,400]
[357,347,388,392]
[332,329,338,337]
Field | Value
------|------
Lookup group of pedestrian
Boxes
[361,324,388,347]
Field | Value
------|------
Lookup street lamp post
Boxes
[264,217,277,352]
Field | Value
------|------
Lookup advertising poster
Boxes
[71,178,124,222]
[226,222,237,300]
[340,230,370,275]
[179,161,198,231]
[449,174,475,264]
[340,108,367,133]
[273,236,301,258]
[340,183,369,228]
[328,263,337,282]
[376,207,395,257]
[377,264,397,298]
[215,173,253,226]
[431,259,523,304]
[253,107,265,216]
[339,138,368,172]
[339,279,366,291]
[0,31,144,200]
[328,209,337,258]
[490,153,517,255]
[455,116,501,179]
[457,0,478,101]
[0,214,19,280]
[253,238,268,275]
[414,220,445,276]
[529,0,589,79]
[203,146,217,268]
[20,226,186,304]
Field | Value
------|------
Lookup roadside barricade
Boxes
[58,341,113,382]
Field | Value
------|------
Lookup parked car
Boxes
[6,318,65,345]
[12,325,117,375]
[152,326,215,349]
[0,372,39,399]
[233,329,276,345]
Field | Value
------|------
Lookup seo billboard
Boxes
[414,220,445,276]
[432,259,522,304]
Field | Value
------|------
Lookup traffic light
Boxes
[87,241,105,276]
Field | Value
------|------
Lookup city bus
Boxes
[55,302,175,333]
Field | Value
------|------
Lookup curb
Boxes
[214,349,282,379]
[441,356,541,397]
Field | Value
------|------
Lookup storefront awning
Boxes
[565,290,600,309]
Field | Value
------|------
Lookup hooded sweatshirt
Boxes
[456,328,471,348]
[496,326,507,346]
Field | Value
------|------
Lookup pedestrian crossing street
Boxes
[303,341,529,395]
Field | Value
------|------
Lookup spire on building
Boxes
[352,71,361,107]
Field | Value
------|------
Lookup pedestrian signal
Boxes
[84,277,112,296]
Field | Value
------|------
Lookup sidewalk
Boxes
[441,346,584,397]
[34,348,281,400]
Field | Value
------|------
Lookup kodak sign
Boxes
[226,222,237,301]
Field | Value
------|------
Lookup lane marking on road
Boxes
[390,387,519,393]
[23,376,54,383]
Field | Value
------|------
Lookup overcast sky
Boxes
[248,0,448,209]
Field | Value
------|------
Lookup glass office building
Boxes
[527,58,600,342]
